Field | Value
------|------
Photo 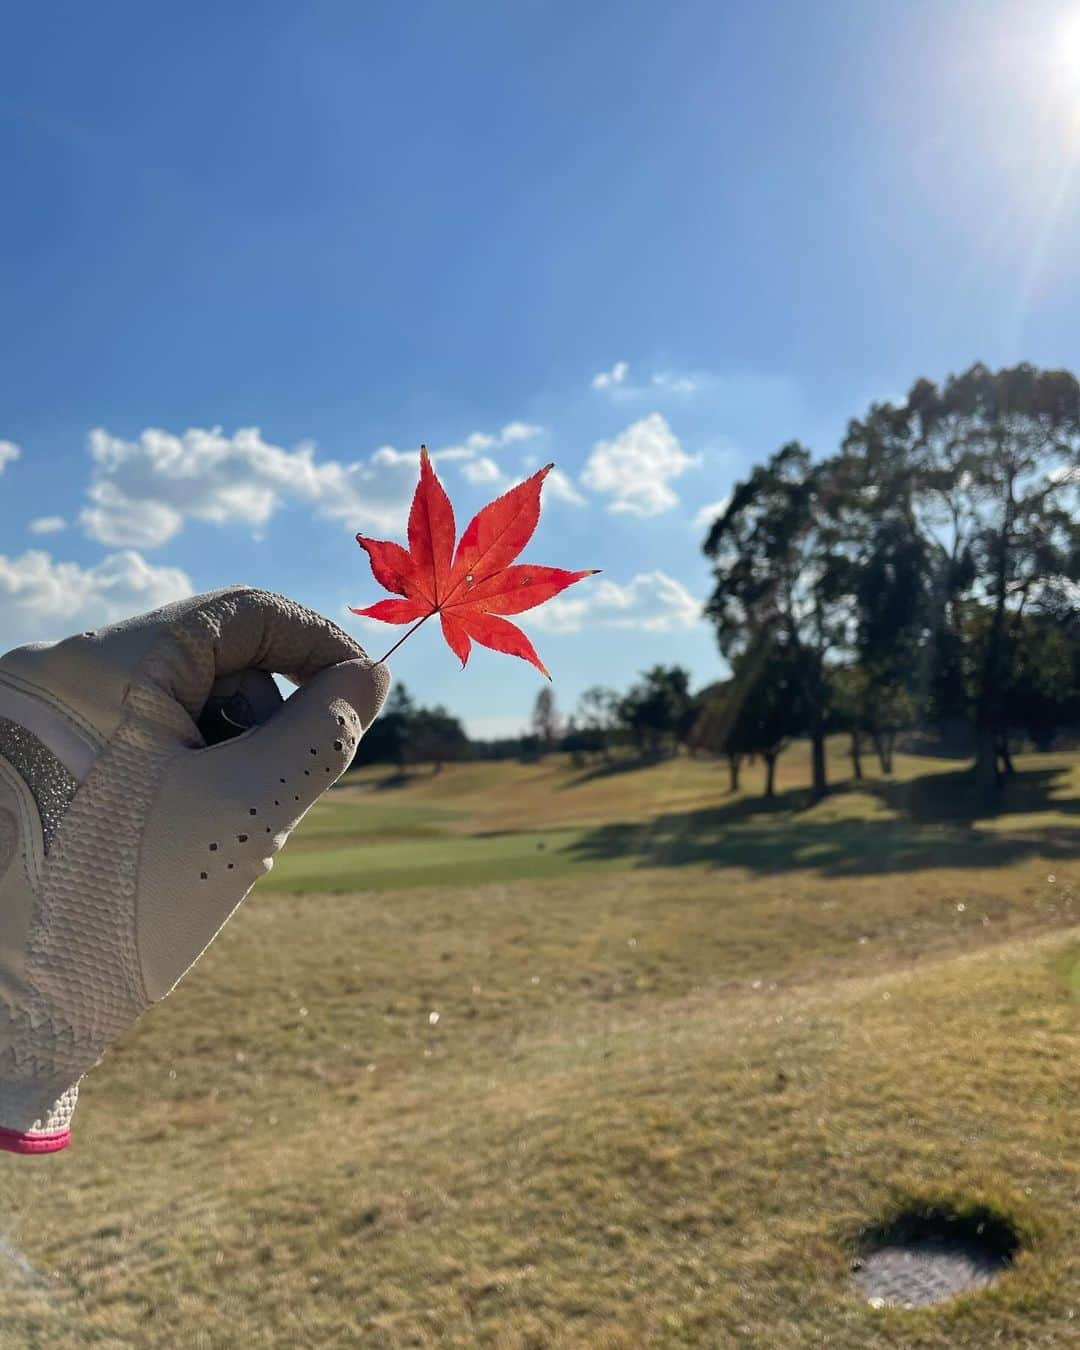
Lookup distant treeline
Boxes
[349,667,702,773]
[354,684,470,772]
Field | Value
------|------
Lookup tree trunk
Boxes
[764,751,776,798]
[974,724,999,796]
[850,731,863,781]
[871,731,894,776]
[975,494,1012,800]
[810,726,827,801]
[727,753,741,793]
[997,732,1015,778]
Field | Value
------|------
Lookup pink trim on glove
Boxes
[0,1125,71,1155]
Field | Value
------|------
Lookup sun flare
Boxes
[1057,11,1080,86]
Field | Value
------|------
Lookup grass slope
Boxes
[266,741,1080,893]
[0,745,1076,1347]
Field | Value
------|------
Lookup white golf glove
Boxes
[0,587,389,1154]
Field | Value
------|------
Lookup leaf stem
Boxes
[377,610,436,664]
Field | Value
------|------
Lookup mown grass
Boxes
[265,740,1080,893]
[0,743,1077,1346]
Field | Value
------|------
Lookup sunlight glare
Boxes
[1056,10,1080,89]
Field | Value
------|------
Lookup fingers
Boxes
[0,586,371,746]
[138,587,370,719]
[204,656,391,809]
[136,658,389,1000]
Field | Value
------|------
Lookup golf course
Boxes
[1,742,1077,1347]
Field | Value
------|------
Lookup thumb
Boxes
[135,659,389,1001]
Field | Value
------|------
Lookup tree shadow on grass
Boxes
[563,763,1080,878]
[565,813,1080,877]
[867,765,1080,827]
[368,770,419,790]
[558,753,674,789]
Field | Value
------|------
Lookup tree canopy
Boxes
[701,362,1080,798]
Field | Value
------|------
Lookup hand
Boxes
[0,586,389,1153]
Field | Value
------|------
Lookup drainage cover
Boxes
[852,1210,1017,1308]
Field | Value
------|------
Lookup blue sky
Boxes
[3,0,1080,737]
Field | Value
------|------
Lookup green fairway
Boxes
[1,744,1077,1347]
[266,824,604,892]
[264,741,1080,892]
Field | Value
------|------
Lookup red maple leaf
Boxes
[352,446,598,678]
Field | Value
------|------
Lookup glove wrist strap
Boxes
[0,1081,78,1154]
[0,1123,71,1154]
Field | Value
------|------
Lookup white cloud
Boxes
[526,570,703,635]
[461,456,503,486]
[456,454,586,507]
[499,422,543,445]
[28,516,68,535]
[0,441,20,475]
[82,479,185,549]
[436,423,543,462]
[652,372,699,394]
[0,549,193,650]
[593,368,796,415]
[78,422,542,551]
[592,366,706,400]
[581,413,700,516]
[692,494,732,529]
[591,361,629,390]
[540,467,585,506]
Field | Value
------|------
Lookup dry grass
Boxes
[0,745,1077,1346]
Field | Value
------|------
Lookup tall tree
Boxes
[730,641,805,797]
[576,685,620,761]
[703,442,845,800]
[531,687,559,751]
[829,664,870,781]
[410,705,468,772]
[618,666,694,756]
[968,609,1077,761]
[355,682,416,768]
[690,644,804,797]
[846,364,1080,793]
[689,680,743,790]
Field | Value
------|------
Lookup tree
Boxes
[689,681,743,790]
[728,641,806,797]
[703,443,846,800]
[575,685,621,761]
[410,704,468,772]
[829,665,870,780]
[355,682,416,768]
[935,366,1080,790]
[842,362,1080,789]
[965,609,1077,761]
[618,666,694,756]
[852,518,929,772]
[691,645,805,797]
[531,687,559,751]
[352,683,469,773]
